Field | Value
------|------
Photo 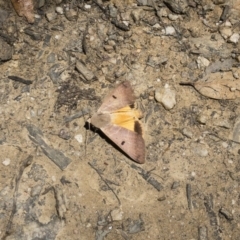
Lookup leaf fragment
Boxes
[180,72,240,100]
[11,0,35,23]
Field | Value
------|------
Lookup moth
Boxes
[88,81,145,164]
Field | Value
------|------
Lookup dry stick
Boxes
[88,162,121,205]
[3,155,33,239]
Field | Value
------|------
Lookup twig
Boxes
[3,155,33,239]
[8,75,33,85]
[88,162,121,205]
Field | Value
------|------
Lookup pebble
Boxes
[229,33,240,44]
[232,119,240,143]
[48,64,65,84]
[0,38,13,61]
[84,4,91,9]
[171,181,180,189]
[46,11,57,21]
[219,207,234,221]
[163,0,188,14]
[155,84,176,110]
[158,8,168,17]
[2,158,10,166]
[168,14,179,21]
[219,27,232,39]
[165,26,176,35]
[197,113,208,124]
[197,56,210,69]
[192,144,208,157]
[30,185,42,197]
[75,134,83,143]
[182,128,193,138]
[111,208,123,221]
[65,9,78,21]
[131,9,143,23]
[56,6,64,15]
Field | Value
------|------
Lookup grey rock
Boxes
[232,119,240,143]
[47,53,56,63]
[26,124,72,170]
[0,8,9,23]
[163,0,188,14]
[0,38,12,61]
[76,61,97,82]
[48,64,65,84]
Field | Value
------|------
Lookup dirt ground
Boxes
[1,0,240,239]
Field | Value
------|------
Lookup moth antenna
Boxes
[83,111,91,158]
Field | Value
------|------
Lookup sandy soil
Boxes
[1,0,240,239]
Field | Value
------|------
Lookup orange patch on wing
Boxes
[110,106,142,132]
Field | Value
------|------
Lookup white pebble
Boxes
[219,27,232,39]
[2,158,11,166]
[84,4,91,9]
[111,208,123,221]
[229,33,240,44]
[197,56,210,69]
[75,134,83,143]
[165,26,175,35]
[155,84,176,110]
[222,142,228,148]
[56,6,64,14]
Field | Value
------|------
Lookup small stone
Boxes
[59,129,71,140]
[229,33,240,44]
[233,71,239,79]
[155,84,176,110]
[197,56,210,69]
[163,0,188,14]
[2,158,10,166]
[192,144,208,157]
[219,207,234,221]
[131,9,143,23]
[222,142,228,148]
[84,4,91,9]
[31,185,42,197]
[213,119,231,129]
[168,14,179,21]
[153,23,161,29]
[75,134,83,143]
[56,6,64,14]
[232,119,240,143]
[111,208,123,221]
[171,181,180,189]
[158,8,168,17]
[182,128,193,138]
[0,38,13,61]
[197,113,208,124]
[219,27,232,39]
[47,53,56,63]
[46,11,57,21]
[65,9,78,21]
[165,26,176,35]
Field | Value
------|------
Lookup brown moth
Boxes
[88,81,145,164]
